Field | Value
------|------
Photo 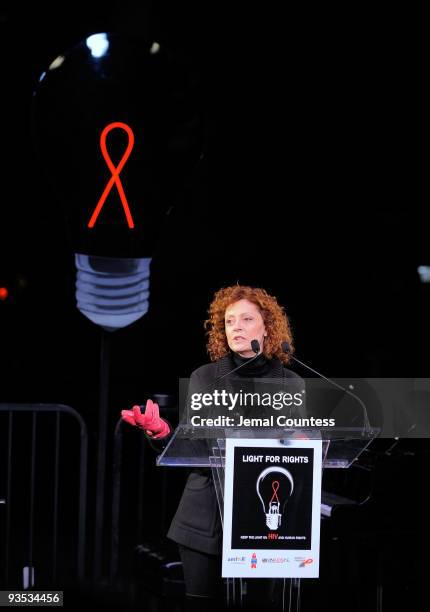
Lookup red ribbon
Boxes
[88,122,135,228]
[270,480,280,504]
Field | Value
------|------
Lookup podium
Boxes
[157,425,378,610]
[157,376,379,610]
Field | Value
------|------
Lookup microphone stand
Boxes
[283,344,372,436]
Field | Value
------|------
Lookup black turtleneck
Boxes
[231,351,274,377]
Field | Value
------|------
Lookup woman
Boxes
[121,285,303,610]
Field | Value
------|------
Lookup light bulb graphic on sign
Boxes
[256,467,294,530]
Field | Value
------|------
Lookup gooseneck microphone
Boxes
[281,341,372,434]
[216,339,261,380]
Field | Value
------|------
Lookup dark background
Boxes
[1,3,428,416]
[0,2,429,607]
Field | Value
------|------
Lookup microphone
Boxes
[281,341,372,434]
[216,339,261,380]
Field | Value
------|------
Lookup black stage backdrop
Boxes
[0,4,428,610]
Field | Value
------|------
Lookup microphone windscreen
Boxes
[281,341,291,353]
[251,339,260,354]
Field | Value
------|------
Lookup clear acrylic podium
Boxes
[157,425,378,521]
[157,423,379,611]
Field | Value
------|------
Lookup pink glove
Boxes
[121,398,170,439]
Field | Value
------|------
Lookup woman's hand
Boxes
[121,398,170,439]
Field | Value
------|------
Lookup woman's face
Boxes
[224,299,267,358]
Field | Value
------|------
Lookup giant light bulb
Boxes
[31,32,203,587]
[256,467,294,530]
[32,33,202,331]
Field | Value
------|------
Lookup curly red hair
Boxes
[204,285,295,364]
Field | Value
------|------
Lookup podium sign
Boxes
[222,438,322,578]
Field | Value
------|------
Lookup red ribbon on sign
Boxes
[88,122,135,228]
[270,480,280,504]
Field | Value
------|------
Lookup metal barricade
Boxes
[0,404,88,588]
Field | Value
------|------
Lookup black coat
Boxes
[165,353,305,555]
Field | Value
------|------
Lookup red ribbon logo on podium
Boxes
[88,122,135,229]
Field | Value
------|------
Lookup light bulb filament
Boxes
[88,121,135,229]
[270,480,280,504]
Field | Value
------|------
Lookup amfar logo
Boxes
[294,557,313,567]
[251,553,257,569]
[228,556,246,564]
